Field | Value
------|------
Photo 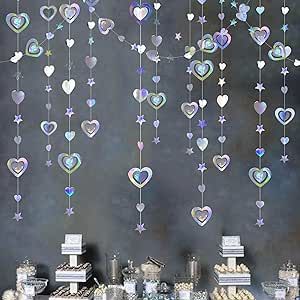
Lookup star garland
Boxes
[81,1,100,139]
[58,2,81,217]
[128,1,153,234]
[247,0,271,228]
[6,0,30,221]
[40,2,58,168]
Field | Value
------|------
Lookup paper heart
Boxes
[249,167,272,188]
[146,50,159,62]
[40,5,57,21]
[6,13,30,33]
[44,65,55,77]
[46,32,54,40]
[14,136,22,145]
[236,4,250,22]
[217,95,229,108]
[254,101,267,115]
[198,99,207,108]
[88,21,96,30]
[181,102,199,119]
[11,90,25,105]
[137,44,146,54]
[257,60,265,69]
[136,203,145,212]
[198,34,218,53]
[25,39,44,57]
[14,194,22,203]
[84,0,100,6]
[7,157,28,178]
[256,201,265,208]
[46,103,52,110]
[191,206,212,227]
[46,144,52,152]
[86,98,96,107]
[40,121,58,136]
[147,93,167,110]
[153,120,160,128]
[66,38,75,48]
[153,2,161,10]
[10,51,23,63]
[198,184,206,193]
[59,3,80,24]
[187,13,194,21]
[268,42,291,61]
[89,7,95,13]
[151,35,162,47]
[129,1,153,24]
[152,76,160,83]
[58,153,82,174]
[190,60,214,81]
[85,56,97,69]
[137,141,144,151]
[275,107,295,125]
[133,88,148,102]
[65,186,75,197]
[213,28,232,49]
[256,6,265,15]
[218,13,225,21]
[219,63,226,71]
[184,46,196,59]
[128,167,153,189]
[62,79,76,95]
[81,120,100,138]
[255,148,265,157]
[98,18,115,35]
[65,131,76,141]
[282,6,289,15]
[186,84,193,92]
[197,138,208,151]
[218,136,226,143]
[186,133,193,140]
[250,26,271,46]
[280,137,290,145]
[213,155,230,171]
[281,86,288,94]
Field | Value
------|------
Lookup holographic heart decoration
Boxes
[81,120,100,138]
[40,5,57,22]
[6,13,30,33]
[11,90,25,105]
[129,1,153,24]
[128,167,153,189]
[248,167,272,188]
[147,93,167,110]
[98,18,115,35]
[268,42,292,61]
[40,121,58,136]
[58,153,82,174]
[181,102,199,119]
[191,206,212,227]
[133,88,148,102]
[213,28,232,49]
[198,34,218,53]
[190,60,214,81]
[250,26,271,46]
[213,155,230,172]
[236,3,250,22]
[7,158,29,178]
[275,107,295,125]
[25,38,44,57]
[59,3,80,24]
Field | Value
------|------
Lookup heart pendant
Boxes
[275,107,295,125]
[213,28,232,49]
[7,157,28,178]
[197,138,208,151]
[249,167,272,188]
[62,79,76,95]
[11,90,25,105]
[85,56,97,69]
[59,3,80,24]
[250,26,270,46]
[40,121,58,136]
[197,34,218,53]
[181,102,199,119]
[268,42,291,61]
[81,120,100,138]
[190,60,214,81]
[40,5,58,21]
[6,13,30,33]
[147,93,167,110]
[128,167,153,189]
[254,101,267,115]
[65,186,75,197]
[213,155,230,171]
[25,39,44,57]
[98,18,115,35]
[58,153,82,174]
[133,88,148,102]
[191,206,212,227]
[129,1,153,24]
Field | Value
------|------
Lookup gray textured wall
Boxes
[0,0,299,298]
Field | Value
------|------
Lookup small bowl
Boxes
[20,278,48,295]
[261,281,289,297]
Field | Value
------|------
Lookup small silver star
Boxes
[13,212,23,222]
[281,67,289,76]
[218,115,226,124]
[175,33,182,41]
[197,16,207,24]
[135,223,146,234]
[45,85,52,92]
[280,155,289,163]
[186,148,194,155]
[65,107,74,117]
[198,163,207,173]
[256,218,264,227]
[14,115,23,124]
[131,43,137,51]
[87,78,95,86]
[65,207,74,216]
[153,137,160,144]
[218,78,226,87]
[255,83,265,92]
[136,115,146,125]
[256,124,265,134]
[88,37,94,45]
[186,66,192,74]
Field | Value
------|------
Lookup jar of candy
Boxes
[279,260,299,299]
[122,260,139,300]
[174,277,194,300]
[16,259,37,292]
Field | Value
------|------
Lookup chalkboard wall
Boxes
[0,0,299,298]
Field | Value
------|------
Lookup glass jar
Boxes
[106,251,121,285]
[16,259,37,292]
[186,255,201,285]
[158,282,172,300]
[122,260,139,300]
[279,260,299,299]
[174,277,194,300]
[106,285,124,300]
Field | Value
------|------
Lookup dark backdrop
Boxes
[0,1,299,298]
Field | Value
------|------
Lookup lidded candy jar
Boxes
[186,255,201,285]
[279,260,299,299]
[16,259,37,292]
[122,260,140,300]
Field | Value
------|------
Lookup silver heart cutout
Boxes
[81,120,100,138]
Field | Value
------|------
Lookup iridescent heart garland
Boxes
[128,1,153,234]
[190,0,214,227]
[40,1,58,168]
[6,0,30,221]
[271,1,295,163]
[147,1,165,145]
[212,0,231,172]
[247,0,271,228]
[58,2,81,216]
[81,1,100,139]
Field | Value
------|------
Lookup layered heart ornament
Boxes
[248,167,272,188]
[197,34,218,53]
[129,1,153,23]
[40,5,58,21]
[62,79,76,95]
[213,155,230,171]
[25,39,44,57]
[147,93,167,110]
[81,120,100,138]
[268,42,292,61]
[11,90,25,105]
[40,121,58,136]
[184,46,196,59]
[59,3,80,24]
[250,26,271,46]
[58,153,82,174]
[6,13,30,33]
[213,28,232,49]
[236,4,250,22]
[98,18,115,35]
[190,60,214,81]
[128,167,153,189]
[7,157,28,178]
[191,206,212,227]
[275,107,295,125]
[181,102,199,119]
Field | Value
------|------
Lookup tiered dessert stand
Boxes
[50,234,94,300]
[210,236,255,300]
